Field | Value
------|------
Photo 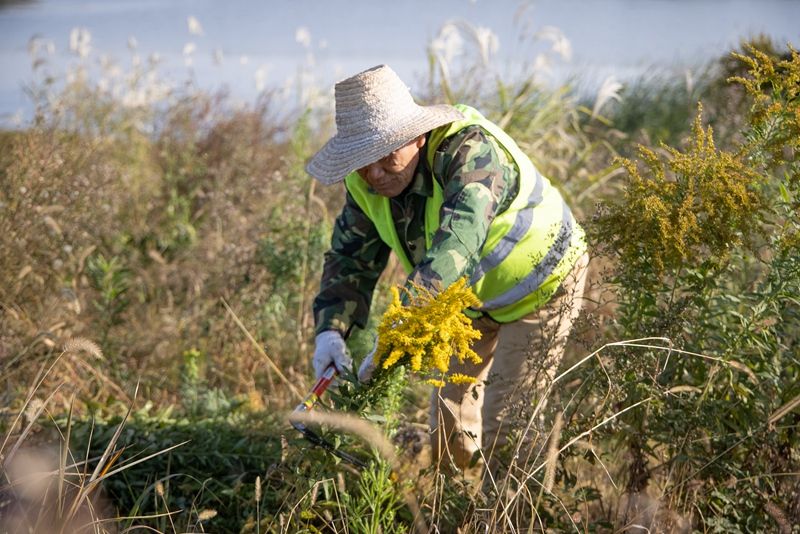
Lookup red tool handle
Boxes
[290,364,369,469]
[296,364,337,413]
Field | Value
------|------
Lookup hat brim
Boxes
[306,104,464,185]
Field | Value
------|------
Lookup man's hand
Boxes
[357,340,379,383]
[312,331,352,379]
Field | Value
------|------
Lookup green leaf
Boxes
[779,181,791,203]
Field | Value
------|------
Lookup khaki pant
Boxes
[430,253,589,474]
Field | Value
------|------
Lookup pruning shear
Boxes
[290,364,369,469]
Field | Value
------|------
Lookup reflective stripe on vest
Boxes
[344,103,587,322]
[468,165,544,285]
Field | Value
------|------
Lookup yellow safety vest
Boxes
[344,104,586,323]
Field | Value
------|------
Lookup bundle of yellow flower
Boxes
[374,278,483,387]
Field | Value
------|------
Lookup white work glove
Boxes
[357,338,380,383]
[312,330,352,379]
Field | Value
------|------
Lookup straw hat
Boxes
[306,64,464,184]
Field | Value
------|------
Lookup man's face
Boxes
[357,135,426,198]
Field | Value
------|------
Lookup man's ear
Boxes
[416,134,427,149]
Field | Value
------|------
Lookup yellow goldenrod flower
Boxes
[448,373,478,385]
[374,278,483,385]
[599,102,765,274]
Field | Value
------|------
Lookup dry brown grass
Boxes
[0,89,340,412]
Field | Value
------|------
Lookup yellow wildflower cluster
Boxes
[599,104,763,274]
[597,44,800,277]
[375,278,483,385]
[729,44,800,175]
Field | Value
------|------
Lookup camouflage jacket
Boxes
[313,125,519,337]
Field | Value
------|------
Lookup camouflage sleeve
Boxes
[313,191,391,337]
[407,125,519,295]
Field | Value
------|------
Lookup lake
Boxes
[0,0,798,126]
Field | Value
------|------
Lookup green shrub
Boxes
[569,43,800,531]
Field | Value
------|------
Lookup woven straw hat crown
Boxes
[306,64,463,184]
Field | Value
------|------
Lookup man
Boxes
[306,64,588,474]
